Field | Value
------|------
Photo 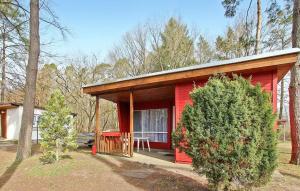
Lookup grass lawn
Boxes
[277,142,300,178]
[0,142,299,191]
[256,142,300,191]
[0,145,207,191]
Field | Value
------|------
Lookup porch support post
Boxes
[129,91,134,157]
[95,96,100,153]
[95,96,101,134]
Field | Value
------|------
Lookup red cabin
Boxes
[83,49,299,163]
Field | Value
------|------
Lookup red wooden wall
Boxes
[116,70,278,163]
[117,102,130,133]
[174,71,278,163]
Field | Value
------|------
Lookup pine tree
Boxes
[0,0,27,102]
[39,90,77,164]
[222,0,262,54]
[196,35,214,64]
[215,23,255,60]
[153,18,195,71]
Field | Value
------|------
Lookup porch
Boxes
[92,85,175,158]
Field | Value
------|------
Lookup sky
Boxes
[46,0,269,60]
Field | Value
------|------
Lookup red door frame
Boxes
[1,110,7,138]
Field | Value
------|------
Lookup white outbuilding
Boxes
[0,103,45,141]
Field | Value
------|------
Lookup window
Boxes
[33,114,40,130]
[134,109,168,143]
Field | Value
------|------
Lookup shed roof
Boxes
[83,48,300,97]
[0,103,19,110]
[0,102,45,110]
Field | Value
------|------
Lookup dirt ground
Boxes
[0,145,207,191]
[0,142,299,191]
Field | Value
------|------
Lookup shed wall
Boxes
[174,71,278,163]
[7,107,22,140]
[6,106,45,140]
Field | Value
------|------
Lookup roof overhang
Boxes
[0,102,45,110]
[0,103,20,110]
[83,49,300,101]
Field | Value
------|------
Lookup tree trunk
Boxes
[56,139,59,161]
[279,79,284,119]
[255,0,262,54]
[289,0,300,165]
[16,0,40,161]
[1,23,6,103]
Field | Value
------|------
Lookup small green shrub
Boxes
[39,90,78,164]
[39,150,56,164]
[173,75,277,190]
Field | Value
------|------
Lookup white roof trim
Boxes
[84,48,300,88]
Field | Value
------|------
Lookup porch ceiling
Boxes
[98,85,175,103]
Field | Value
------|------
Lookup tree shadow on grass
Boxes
[81,150,208,191]
[0,160,21,189]
[0,145,18,153]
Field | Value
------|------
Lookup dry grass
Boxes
[255,142,300,191]
[277,142,300,178]
[0,143,299,191]
[0,146,207,191]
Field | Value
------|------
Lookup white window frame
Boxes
[33,114,40,130]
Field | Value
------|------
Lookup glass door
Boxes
[134,109,168,143]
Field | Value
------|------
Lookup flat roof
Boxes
[85,48,300,88]
[0,102,45,110]
[83,48,300,96]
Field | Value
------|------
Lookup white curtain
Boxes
[134,109,168,142]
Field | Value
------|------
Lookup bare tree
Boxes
[56,55,116,132]
[215,14,256,60]
[265,0,293,120]
[222,0,262,54]
[109,25,150,77]
[0,1,28,102]
[7,0,67,161]
[109,19,197,77]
